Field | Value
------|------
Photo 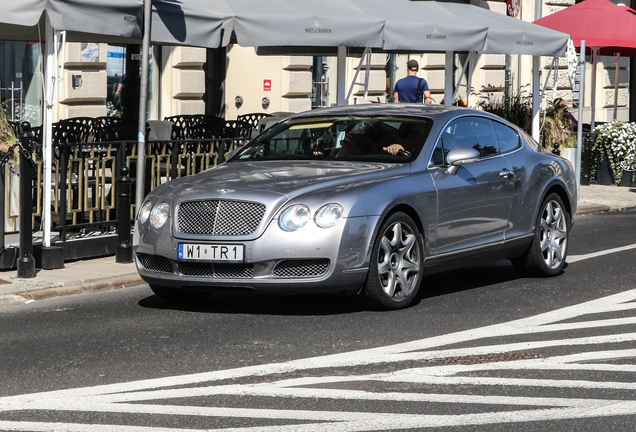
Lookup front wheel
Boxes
[512,193,569,277]
[363,212,424,310]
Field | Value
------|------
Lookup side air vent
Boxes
[137,254,173,273]
[272,259,330,278]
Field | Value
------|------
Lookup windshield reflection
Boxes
[231,116,432,163]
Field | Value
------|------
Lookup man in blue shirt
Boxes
[393,59,432,103]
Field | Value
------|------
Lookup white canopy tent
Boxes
[0,0,148,259]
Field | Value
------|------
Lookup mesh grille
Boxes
[138,253,173,273]
[177,200,266,235]
[179,262,214,277]
[180,262,254,278]
[272,259,330,278]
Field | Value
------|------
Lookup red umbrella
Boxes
[534,0,636,57]
[534,0,636,123]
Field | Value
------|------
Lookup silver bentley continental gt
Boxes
[134,105,576,310]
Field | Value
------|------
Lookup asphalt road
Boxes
[0,209,635,431]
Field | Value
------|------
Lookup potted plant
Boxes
[541,98,577,166]
[591,121,636,186]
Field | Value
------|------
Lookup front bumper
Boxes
[135,216,379,294]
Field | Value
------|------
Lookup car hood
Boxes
[167,160,409,201]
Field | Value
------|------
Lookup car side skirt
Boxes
[422,234,533,275]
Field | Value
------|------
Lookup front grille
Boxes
[180,262,254,278]
[272,259,330,278]
[177,200,266,235]
[137,253,173,273]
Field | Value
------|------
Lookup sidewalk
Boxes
[1,184,635,306]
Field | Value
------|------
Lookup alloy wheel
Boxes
[539,200,568,269]
[377,221,421,300]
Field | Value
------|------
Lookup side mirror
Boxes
[445,146,480,175]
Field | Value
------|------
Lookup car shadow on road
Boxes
[138,290,368,316]
[419,260,525,300]
[138,260,536,315]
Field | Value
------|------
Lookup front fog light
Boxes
[138,201,153,224]
[150,203,170,229]
[315,203,344,228]
[279,204,310,232]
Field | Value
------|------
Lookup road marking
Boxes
[0,289,635,430]
[568,242,636,263]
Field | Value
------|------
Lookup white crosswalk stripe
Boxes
[0,280,635,429]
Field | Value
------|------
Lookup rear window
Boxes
[493,121,521,153]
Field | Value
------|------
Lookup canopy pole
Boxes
[532,56,541,142]
[576,40,586,200]
[444,51,453,106]
[337,46,347,106]
[590,47,599,132]
[532,0,542,142]
[452,51,473,103]
[467,53,479,107]
[135,0,153,214]
[613,52,620,121]
[42,17,55,249]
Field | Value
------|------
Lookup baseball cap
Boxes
[407,59,419,70]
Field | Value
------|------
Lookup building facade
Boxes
[0,0,630,128]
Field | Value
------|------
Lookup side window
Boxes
[432,116,499,165]
[493,121,521,153]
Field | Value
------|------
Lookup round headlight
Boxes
[279,204,311,232]
[315,203,344,228]
[138,201,153,224]
[150,203,170,229]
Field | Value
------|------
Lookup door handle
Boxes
[499,169,514,179]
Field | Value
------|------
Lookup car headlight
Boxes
[149,203,170,229]
[315,203,344,228]
[138,201,153,224]
[279,204,311,232]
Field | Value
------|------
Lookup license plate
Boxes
[178,244,244,262]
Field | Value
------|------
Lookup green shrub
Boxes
[472,86,532,135]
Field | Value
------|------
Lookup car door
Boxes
[429,116,514,260]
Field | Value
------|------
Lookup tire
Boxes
[149,285,210,303]
[511,193,569,277]
[363,212,424,310]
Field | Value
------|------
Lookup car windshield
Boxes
[230,116,432,162]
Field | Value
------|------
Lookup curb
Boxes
[577,204,612,215]
[577,204,636,216]
[17,274,143,302]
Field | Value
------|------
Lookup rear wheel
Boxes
[512,193,569,277]
[363,212,424,310]
[149,285,210,303]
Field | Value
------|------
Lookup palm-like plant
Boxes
[541,98,576,149]
[0,103,16,155]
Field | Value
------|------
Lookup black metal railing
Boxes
[0,134,242,269]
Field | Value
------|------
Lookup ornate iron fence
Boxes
[1,136,241,268]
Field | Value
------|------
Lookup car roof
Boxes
[287,104,487,123]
